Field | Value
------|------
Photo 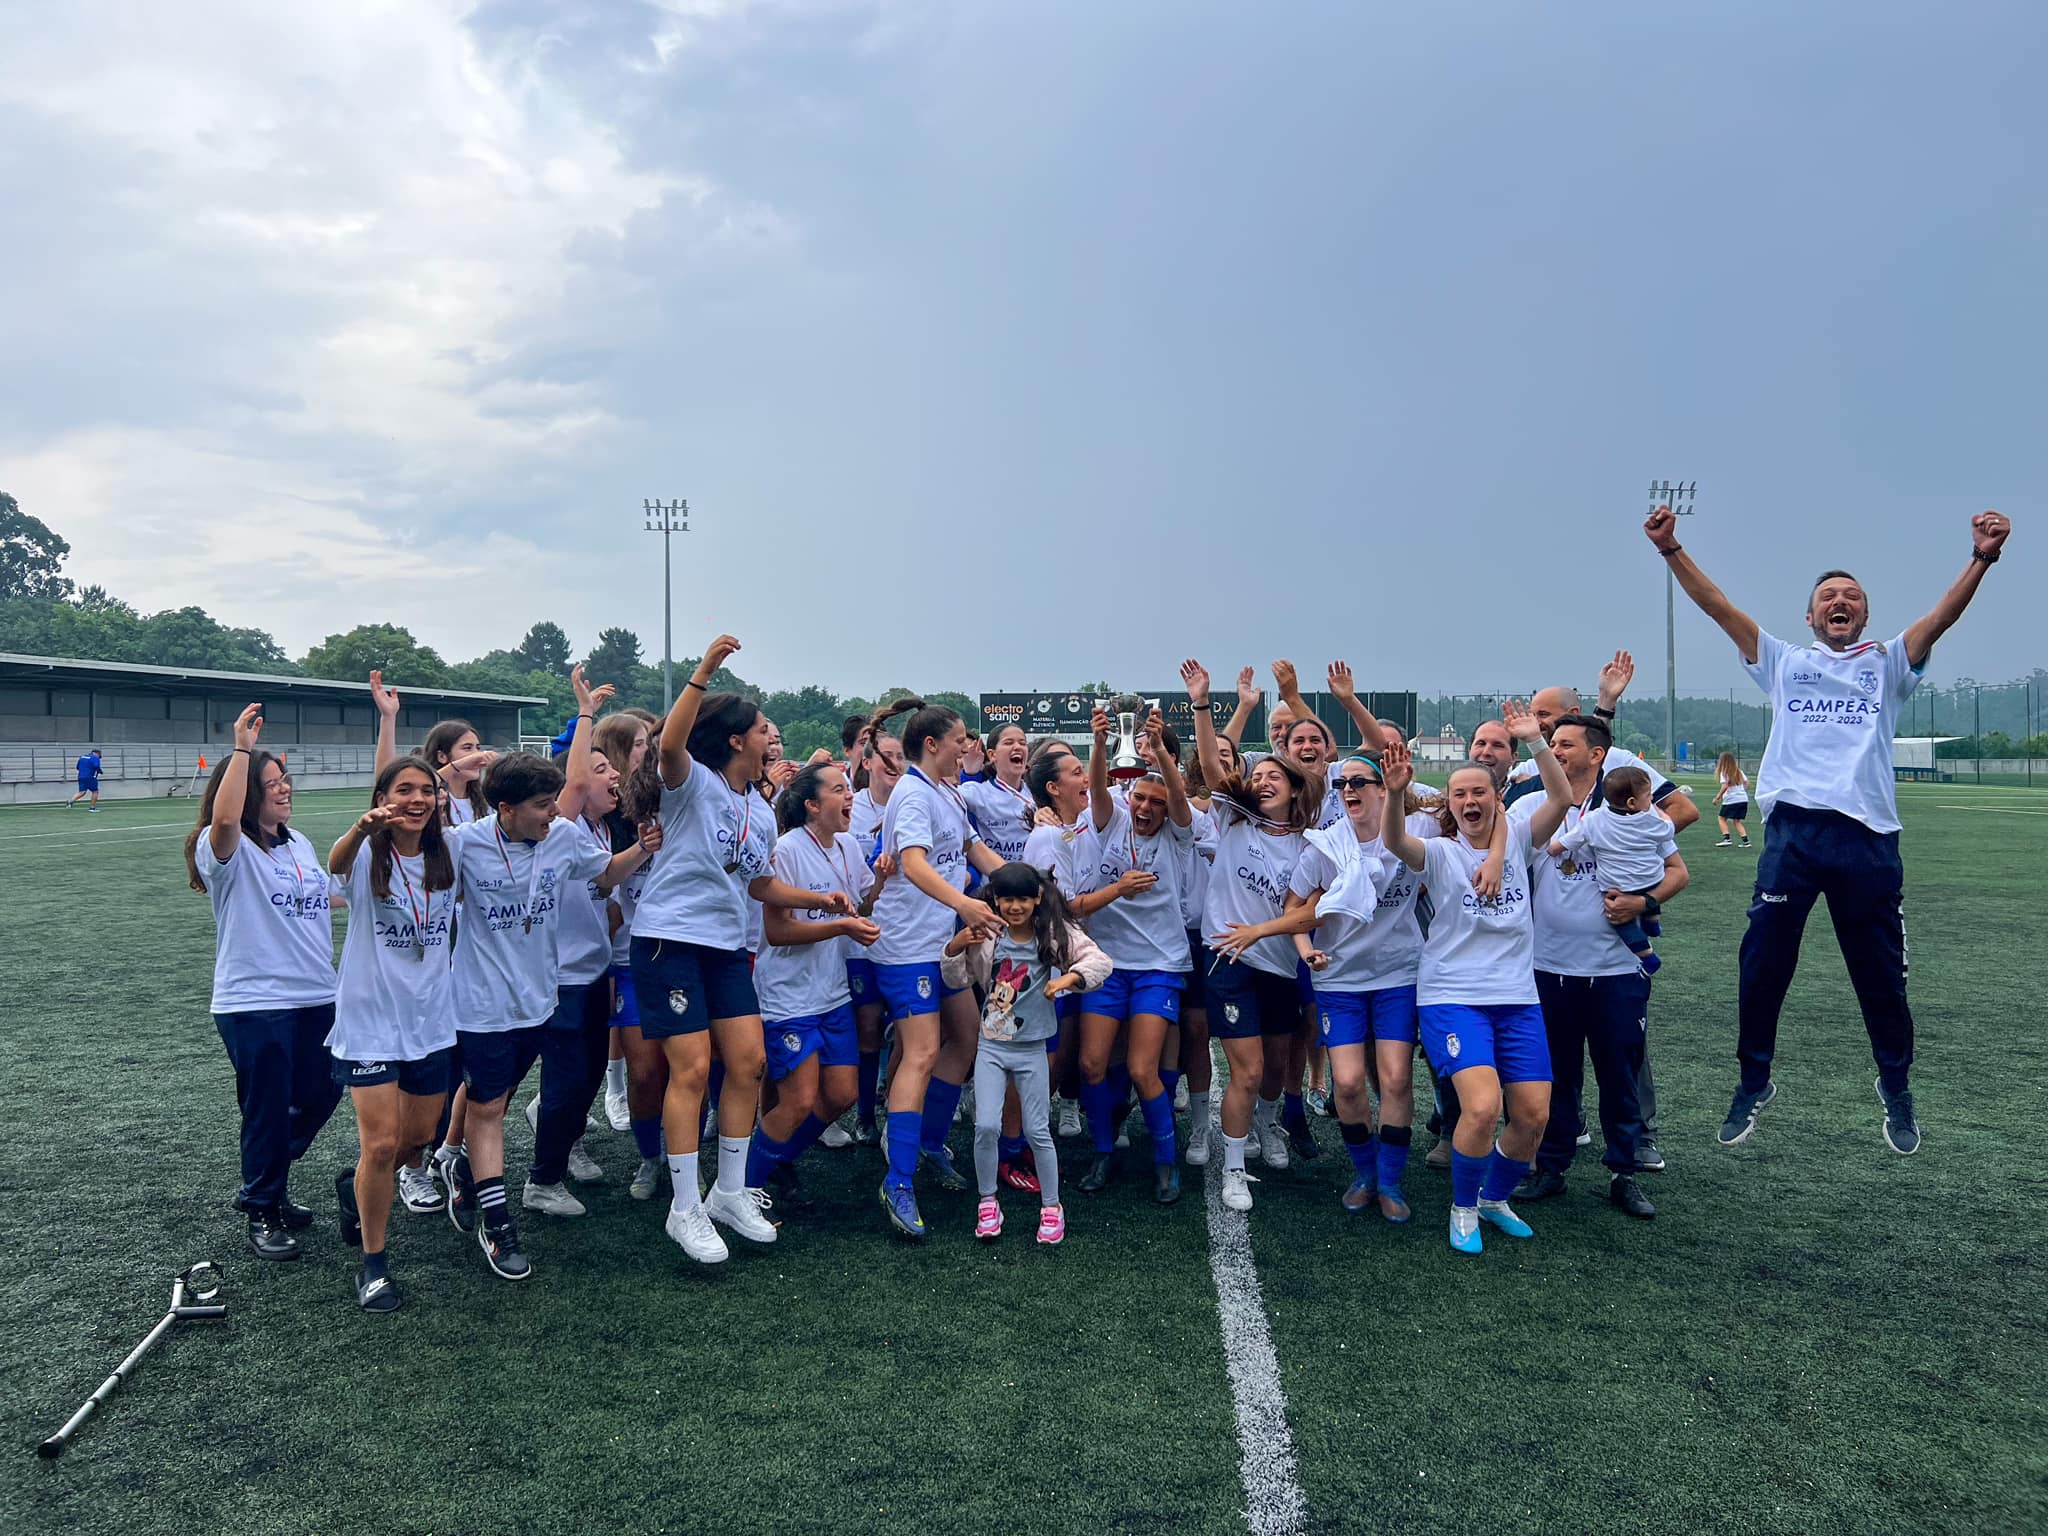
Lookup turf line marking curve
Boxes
[1203,1103,1309,1536]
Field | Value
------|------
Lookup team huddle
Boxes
[186,507,2011,1311]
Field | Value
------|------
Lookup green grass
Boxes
[3,785,2044,1534]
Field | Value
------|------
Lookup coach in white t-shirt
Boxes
[1647,503,2012,1156]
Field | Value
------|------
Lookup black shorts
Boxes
[1206,958,1303,1040]
[458,1026,544,1103]
[629,935,759,1038]
[1182,929,1207,1011]
[333,1047,454,1096]
[1723,801,1748,822]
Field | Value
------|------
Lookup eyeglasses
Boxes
[1332,775,1382,792]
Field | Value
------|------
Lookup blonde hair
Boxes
[1716,751,1746,789]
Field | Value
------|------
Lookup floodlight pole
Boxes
[1649,480,1697,767]
[643,498,691,711]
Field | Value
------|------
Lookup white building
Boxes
[1409,731,1467,766]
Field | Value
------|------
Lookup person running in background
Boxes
[69,746,102,810]
[1646,502,2012,1155]
[1712,752,1753,849]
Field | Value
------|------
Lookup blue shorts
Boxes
[873,960,966,1023]
[1079,967,1184,1024]
[765,1003,858,1080]
[332,1046,453,1096]
[1182,930,1207,1010]
[78,775,99,792]
[609,963,640,1030]
[457,1026,545,1103]
[1207,959,1303,1040]
[1316,984,1419,1049]
[629,935,759,1038]
[846,957,878,1009]
[1419,1002,1552,1085]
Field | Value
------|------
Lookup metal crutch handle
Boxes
[36,1261,228,1459]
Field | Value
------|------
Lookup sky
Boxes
[1,0,2042,701]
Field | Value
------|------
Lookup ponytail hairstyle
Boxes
[184,749,286,892]
[593,713,645,781]
[686,692,761,774]
[776,761,838,835]
[1026,744,1073,811]
[903,704,963,764]
[986,860,1077,976]
[366,755,455,900]
[422,719,488,820]
[1210,752,1323,835]
[854,696,920,790]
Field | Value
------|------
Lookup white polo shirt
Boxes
[1745,629,1922,834]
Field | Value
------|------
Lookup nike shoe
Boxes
[1174,1077,1190,1112]
[477,1216,531,1281]
[1637,1142,1667,1173]
[665,1203,728,1264]
[630,1157,663,1201]
[881,1181,926,1240]
[820,1120,854,1150]
[443,1148,478,1233]
[1477,1198,1534,1239]
[1036,1203,1066,1245]
[1717,1081,1778,1147]
[1449,1205,1483,1255]
[1286,1119,1322,1162]
[355,1263,401,1313]
[1877,1079,1920,1155]
[1714,836,1733,848]
[919,1145,967,1192]
[604,1085,631,1132]
[1220,1168,1255,1212]
[704,1185,779,1244]
[1184,1118,1211,1167]
[1258,1118,1291,1171]
[975,1196,1003,1241]
[521,1181,586,1218]
[852,1117,881,1147]
[397,1162,444,1213]
[565,1140,604,1183]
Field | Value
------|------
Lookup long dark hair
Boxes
[903,704,962,764]
[687,692,760,774]
[184,749,286,892]
[987,861,1078,975]
[776,761,839,835]
[366,756,455,899]
[1211,752,1322,835]
[853,696,921,790]
[423,719,488,819]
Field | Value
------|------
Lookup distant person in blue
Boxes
[1647,503,2012,1156]
[68,747,103,810]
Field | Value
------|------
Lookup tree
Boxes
[516,621,573,676]
[302,624,448,687]
[583,627,644,683]
[0,494,75,601]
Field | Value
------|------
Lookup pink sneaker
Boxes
[975,1196,1003,1241]
[1036,1203,1065,1246]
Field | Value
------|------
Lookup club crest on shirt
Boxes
[1446,1032,1462,1059]
[668,989,689,1016]
[1223,1003,1240,1025]
[916,974,933,1001]
[1319,1012,1332,1038]
[1856,668,1879,696]
[782,1032,801,1054]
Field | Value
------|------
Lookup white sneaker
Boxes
[1174,1077,1190,1112]
[704,1185,779,1244]
[665,1203,728,1264]
[1115,1127,1131,1150]
[604,1087,631,1132]
[630,1157,662,1201]
[1057,1098,1082,1139]
[820,1120,853,1150]
[398,1162,443,1213]
[1243,1129,1263,1164]
[1258,1119,1291,1170]
[566,1140,604,1183]
[1221,1168,1255,1212]
[524,1094,540,1134]
[1184,1119,1211,1167]
[521,1181,586,1217]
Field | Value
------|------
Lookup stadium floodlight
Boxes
[642,498,691,711]
[1647,481,1697,766]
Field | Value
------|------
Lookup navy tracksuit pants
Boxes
[213,1004,343,1213]
[1535,970,1650,1176]
[1737,803,1914,1094]
[530,981,612,1186]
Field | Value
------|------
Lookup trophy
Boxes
[1096,693,1159,781]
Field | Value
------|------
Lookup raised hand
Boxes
[571,663,597,712]
[1235,667,1260,708]
[702,634,742,674]
[1502,698,1544,744]
[1973,510,2011,557]
[1142,707,1166,745]
[353,802,406,835]
[960,736,987,777]
[1643,505,1680,552]
[1271,658,1298,698]
[1380,736,1414,796]
[1327,660,1356,701]
[369,670,400,719]
[233,702,264,751]
[1180,659,1211,707]
[1091,705,1113,743]
[1597,650,1634,711]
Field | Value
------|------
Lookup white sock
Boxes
[1224,1133,1248,1173]
[606,1058,626,1094]
[1256,1094,1281,1128]
[666,1151,700,1213]
[716,1134,748,1195]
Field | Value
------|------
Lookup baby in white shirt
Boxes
[1548,766,1677,975]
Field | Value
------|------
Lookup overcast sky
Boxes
[1,1,2040,700]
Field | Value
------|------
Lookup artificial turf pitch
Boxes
[2,783,2043,1535]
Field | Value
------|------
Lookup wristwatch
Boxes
[1972,548,2000,565]
[1593,705,1616,721]
[1640,894,1662,917]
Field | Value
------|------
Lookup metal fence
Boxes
[1,742,382,785]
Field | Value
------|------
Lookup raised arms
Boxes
[1903,512,2012,668]
[658,633,740,789]
[1644,505,1762,664]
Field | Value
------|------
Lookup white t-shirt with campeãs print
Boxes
[447,815,611,1033]
[198,827,338,1014]
[327,841,455,1063]
[631,759,779,953]
[1745,628,1923,834]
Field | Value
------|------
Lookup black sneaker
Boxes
[1153,1163,1182,1205]
[1877,1079,1920,1155]
[1609,1174,1656,1220]
[246,1210,301,1262]
[1637,1142,1667,1173]
[1512,1168,1567,1202]
[276,1194,316,1231]
[1717,1081,1777,1147]
[769,1162,816,1213]
[852,1118,881,1147]
[355,1263,401,1313]
[335,1169,362,1248]
[1285,1120,1323,1162]
[1077,1154,1116,1194]
[478,1216,531,1281]
[445,1150,478,1233]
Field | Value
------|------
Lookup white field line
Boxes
[0,808,358,851]
[1927,804,2048,815]
[1203,1095,1309,1536]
